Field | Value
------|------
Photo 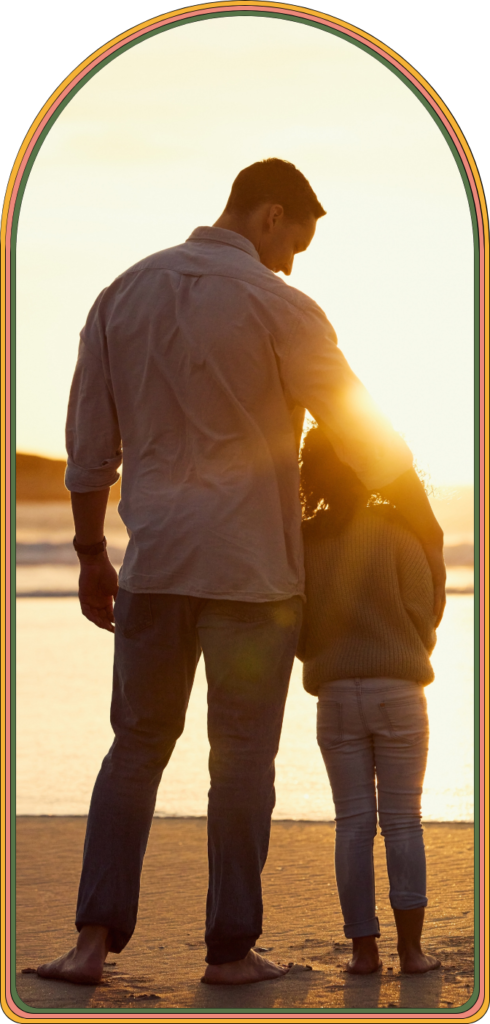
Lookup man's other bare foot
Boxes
[202,949,289,985]
[393,907,441,974]
[399,950,441,974]
[345,936,382,975]
[37,926,110,985]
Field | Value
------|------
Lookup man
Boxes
[38,159,445,987]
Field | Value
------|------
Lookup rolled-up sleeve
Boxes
[65,297,122,494]
[283,306,413,491]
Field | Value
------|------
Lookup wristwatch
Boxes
[73,536,107,556]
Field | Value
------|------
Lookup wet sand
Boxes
[15,817,474,1012]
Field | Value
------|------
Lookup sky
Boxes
[10,6,481,487]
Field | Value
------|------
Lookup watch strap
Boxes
[73,536,107,556]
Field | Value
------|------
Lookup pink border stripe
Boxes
[4,4,486,1020]
[4,220,11,1013]
[6,1012,478,1020]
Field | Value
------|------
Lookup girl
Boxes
[298,422,442,975]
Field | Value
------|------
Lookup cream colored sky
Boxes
[16,14,474,486]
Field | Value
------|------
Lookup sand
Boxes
[14,817,474,1012]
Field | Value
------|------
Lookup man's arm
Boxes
[72,489,119,633]
[65,291,123,631]
[280,306,445,622]
[381,468,446,627]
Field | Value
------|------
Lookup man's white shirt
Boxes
[66,227,412,599]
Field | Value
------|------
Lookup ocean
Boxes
[16,591,474,821]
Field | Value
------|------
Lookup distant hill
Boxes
[16,453,121,503]
[16,453,474,540]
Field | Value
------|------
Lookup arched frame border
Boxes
[1,3,488,1020]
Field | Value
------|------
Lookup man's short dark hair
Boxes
[225,158,326,222]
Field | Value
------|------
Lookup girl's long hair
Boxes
[299,422,385,537]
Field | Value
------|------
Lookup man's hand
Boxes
[70,488,118,630]
[78,551,119,633]
[422,543,447,628]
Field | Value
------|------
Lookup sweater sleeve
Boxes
[397,531,437,653]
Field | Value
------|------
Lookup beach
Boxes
[16,817,474,1012]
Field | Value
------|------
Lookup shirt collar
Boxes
[187,226,260,262]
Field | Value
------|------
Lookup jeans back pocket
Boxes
[378,692,428,738]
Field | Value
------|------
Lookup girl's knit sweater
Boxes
[298,504,437,694]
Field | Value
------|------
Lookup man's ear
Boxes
[267,204,285,231]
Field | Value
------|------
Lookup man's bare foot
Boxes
[393,907,441,974]
[202,949,289,985]
[399,950,441,974]
[345,936,382,975]
[37,926,110,986]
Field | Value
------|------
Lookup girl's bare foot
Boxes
[345,936,382,974]
[394,907,441,974]
[37,926,110,986]
[202,948,289,985]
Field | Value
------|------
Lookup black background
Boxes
[1,1,488,205]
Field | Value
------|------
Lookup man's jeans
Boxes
[317,677,429,939]
[75,589,302,964]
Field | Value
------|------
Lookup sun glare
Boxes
[16,16,473,488]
